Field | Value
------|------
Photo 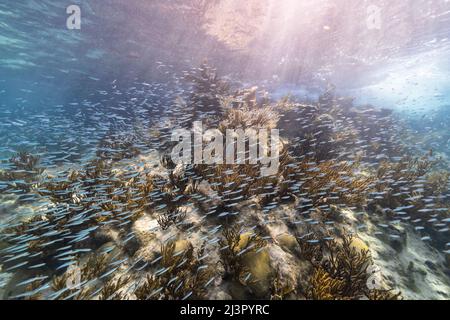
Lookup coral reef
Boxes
[0,63,448,301]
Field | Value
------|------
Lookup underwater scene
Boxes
[0,0,449,301]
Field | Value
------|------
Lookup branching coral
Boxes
[22,278,45,300]
[218,106,279,132]
[298,232,400,300]
[305,267,347,300]
[134,241,214,300]
[157,208,187,230]
[9,151,41,172]
[427,170,449,195]
[365,289,402,300]
[282,159,374,209]
[81,254,110,280]
[51,271,94,300]
[0,151,43,193]
[98,276,131,300]
[218,226,267,284]
[194,163,267,212]
[48,253,114,300]
[321,235,371,298]
[97,127,142,162]
[133,275,161,300]
[371,153,449,236]
[270,270,295,300]
[296,232,325,266]
[184,62,230,122]
[0,63,441,302]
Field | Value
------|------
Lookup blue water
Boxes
[0,0,449,300]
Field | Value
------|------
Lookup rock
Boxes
[276,233,299,254]
[0,271,27,299]
[123,236,141,257]
[389,238,404,253]
[350,237,369,252]
[0,240,7,252]
[374,230,406,253]
[0,270,13,299]
[174,240,192,254]
[211,290,232,300]
[241,248,274,298]
[425,260,437,272]
[441,254,450,278]
[134,240,161,266]
[236,232,253,251]
[98,241,122,258]
[89,228,114,249]
[228,281,251,300]
[133,215,158,245]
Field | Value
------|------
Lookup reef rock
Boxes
[241,248,274,298]
[211,290,232,300]
[350,237,369,252]
[174,239,193,254]
[276,233,300,254]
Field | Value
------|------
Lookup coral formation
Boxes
[218,226,267,284]
[298,233,402,300]
[0,63,447,301]
[134,241,214,300]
